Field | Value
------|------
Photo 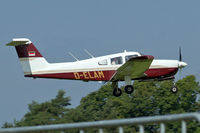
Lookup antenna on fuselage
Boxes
[68,52,79,61]
[84,49,95,58]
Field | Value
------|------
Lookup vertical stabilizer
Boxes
[6,38,49,76]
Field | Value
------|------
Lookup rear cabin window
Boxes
[98,59,108,65]
[125,55,138,62]
[111,56,123,65]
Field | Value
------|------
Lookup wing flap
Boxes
[111,55,154,81]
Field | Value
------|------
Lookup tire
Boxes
[171,86,178,93]
[125,85,134,94]
[113,88,122,97]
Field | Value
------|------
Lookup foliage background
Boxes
[3,75,200,133]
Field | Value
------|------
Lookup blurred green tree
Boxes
[15,90,71,127]
[3,75,200,133]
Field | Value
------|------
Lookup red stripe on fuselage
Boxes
[144,68,178,78]
[26,70,116,81]
[25,67,178,81]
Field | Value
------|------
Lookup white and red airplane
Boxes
[6,38,187,97]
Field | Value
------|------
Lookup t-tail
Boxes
[6,38,49,77]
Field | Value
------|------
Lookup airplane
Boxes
[6,38,187,97]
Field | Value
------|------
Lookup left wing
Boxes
[110,55,154,81]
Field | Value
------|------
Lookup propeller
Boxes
[179,47,182,62]
[178,47,187,79]
[178,47,187,68]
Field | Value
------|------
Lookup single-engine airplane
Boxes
[6,38,187,97]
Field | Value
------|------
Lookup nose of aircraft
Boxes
[178,61,188,68]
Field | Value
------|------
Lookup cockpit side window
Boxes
[125,55,138,62]
[98,59,108,65]
[111,56,123,65]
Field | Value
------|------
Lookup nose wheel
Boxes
[171,82,178,93]
[171,86,178,93]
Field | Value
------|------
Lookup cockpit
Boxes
[98,52,141,66]
[111,56,123,65]
[125,55,138,62]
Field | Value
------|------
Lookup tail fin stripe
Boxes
[15,43,43,58]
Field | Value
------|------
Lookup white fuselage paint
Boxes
[19,51,180,76]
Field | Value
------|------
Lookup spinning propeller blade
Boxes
[179,47,182,61]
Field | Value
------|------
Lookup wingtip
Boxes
[6,42,13,46]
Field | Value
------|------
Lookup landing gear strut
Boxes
[124,76,134,94]
[113,88,122,97]
[112,76,134,97]
[112,82,122,97]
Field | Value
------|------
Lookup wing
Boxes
[110,55,154,81]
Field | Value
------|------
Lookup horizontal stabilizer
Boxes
[6,38,31,46]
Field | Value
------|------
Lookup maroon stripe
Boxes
[15,43,43,58]
[25,68,178,81]
[145,68,178,78]
[26,70,116,81]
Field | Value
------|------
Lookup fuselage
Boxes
[6,38,188,97]
[25,51,181,81]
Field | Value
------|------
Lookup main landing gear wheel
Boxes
[113,88,122,97]
[171,86,178,93]
[124,85,134,94]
